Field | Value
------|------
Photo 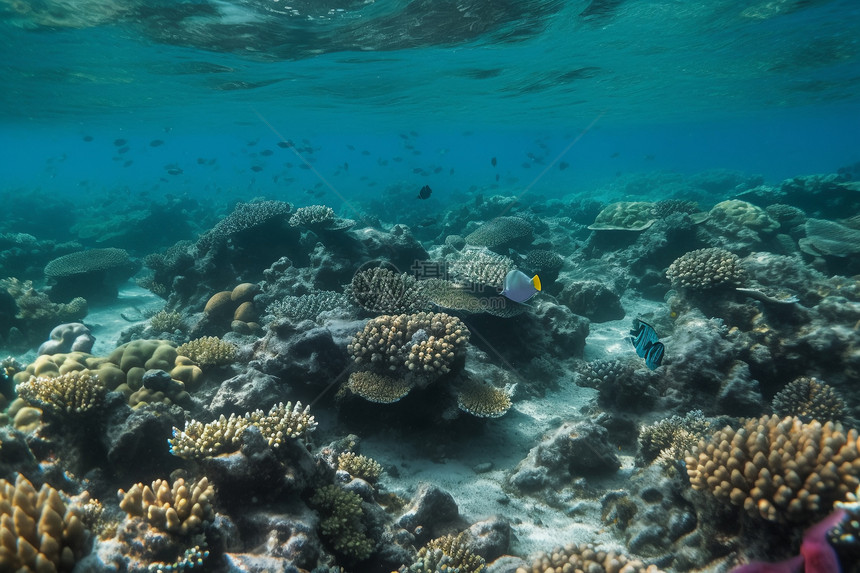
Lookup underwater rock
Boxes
[397,483,463,542]
[103,400,185,482]
[465,516,512,561]
[208,368,283,414]
[37,321,95,355]
[558,279,624,322]
[250,319,349,387]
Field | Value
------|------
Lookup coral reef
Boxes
[310,485,375,561]
[771,376,847,423]
[338,452,384,485]
[16,369,106,415]
[44,247,139,302]
[588,201,657,231]
[349,267,428,314]
[118,476,215,535]
[455,378,512,418]
[517,542,665,573]
[406,532,487,573]
[0,473,89,571]
[666,247,747,291]
[266,291,354,323]
[464,216,534,250]
[637,410,712,466]
[686,415,860,522]
[149,310,185,334]
[175,336,237,367]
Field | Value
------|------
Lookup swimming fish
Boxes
[491,157,497,167]
[417,185,432,199]
[630,319,664,370]
[500,270,541,303]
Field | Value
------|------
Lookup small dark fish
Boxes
[251,165,263,172]
[611,152,620,158]
[150,139,164,147]
[433,166,442,174]
[630,319,664,370]
[393,156,403,162]
[82,135,93,142]
[412,150,421,155]
[347,144,355,151]
[645,154,655,161]
[343,162,349,171]
[491,157,497,167]
[559,161,569,171]
[449,168,455,175]
[314,190,326,198]
[377,158,388,166]
[410,130,418,137]
[260,149,273,156]
[521,162,531,169]
[417,217,437,227]
[299,164,310,170]
[114,138,127,147]
[165,164,183,175]
[361,150,371,156]
[412,168,423,174]
[417,185,432,200]
[277,141,292,148]
[123,160,134,167]
[495,174,500,182]
[118,146,130,154]
[399,133,410,140]
[197,157,207,164]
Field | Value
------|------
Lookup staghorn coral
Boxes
[771,376,847,423]
[449,248,515,290]
[666,247,747,291]
[338,452,383,484]
[685,415,860,522]
[637,410,712,466]
[169,401,316,459]
[149,310,185,333]
[310,485,374,561]
[456,379,512,418]
[341,371,413,404]
[0,473,89,572]
[588,201,657,231]
[517,542,665,573]
[464,216,533,249]
[347,312,470,380]
[176,336,237,367]
[350,267,428,314]
[266,291,354,323]
[118,477,215,535]
[407,532,486,573]
[16,370,106,415]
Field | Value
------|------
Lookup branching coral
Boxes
[16,370,106,415]
[338,452,383,484]
[347,312,470,380]
[666,247,747,291]
[350,267,429,314]
[118,477,215,535]
[517,542,665,573]
[267,291,354,323]
[169,401,317,459]
[310,485,374,561]
[771,377,847,423]
[637,410,712,466]
[685,415,860,522]
[406,533,486,573]
[175,336,237,367]
[149,310,184,333]
[0,473,89,571]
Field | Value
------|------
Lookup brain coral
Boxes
[588,201,657,231]
[0,473,88,571]
[118,476,215,535]
[685,415,860,522]
[465,216,533,249]
[771,376,846,423]
[347,312,470,379]
[666,247,746,291]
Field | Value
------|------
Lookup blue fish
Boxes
[500,270,541,303]
[630,319,664,370]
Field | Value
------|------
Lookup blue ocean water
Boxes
[2,0,859,209]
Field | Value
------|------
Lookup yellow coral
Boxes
[419,533,486,573]
[16,369,105,414]
[685,415,860,522]
[118,477,215,535]
[338,452,383,484]
[456,379,512,418]
[246,401,318,447]
[0,473,88,571]
[517,542,665,573]
[343,371,412,404]
[176,336,237,367]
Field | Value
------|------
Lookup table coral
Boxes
[118,476,215,535]
[342,371,413,403]
[666,247,747,291]
[464,216,533,249]
[349,267,429,314]
[455,378,512,418]
[685,415,860,522]
[44,247,138,302]
[0,473,89,572]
